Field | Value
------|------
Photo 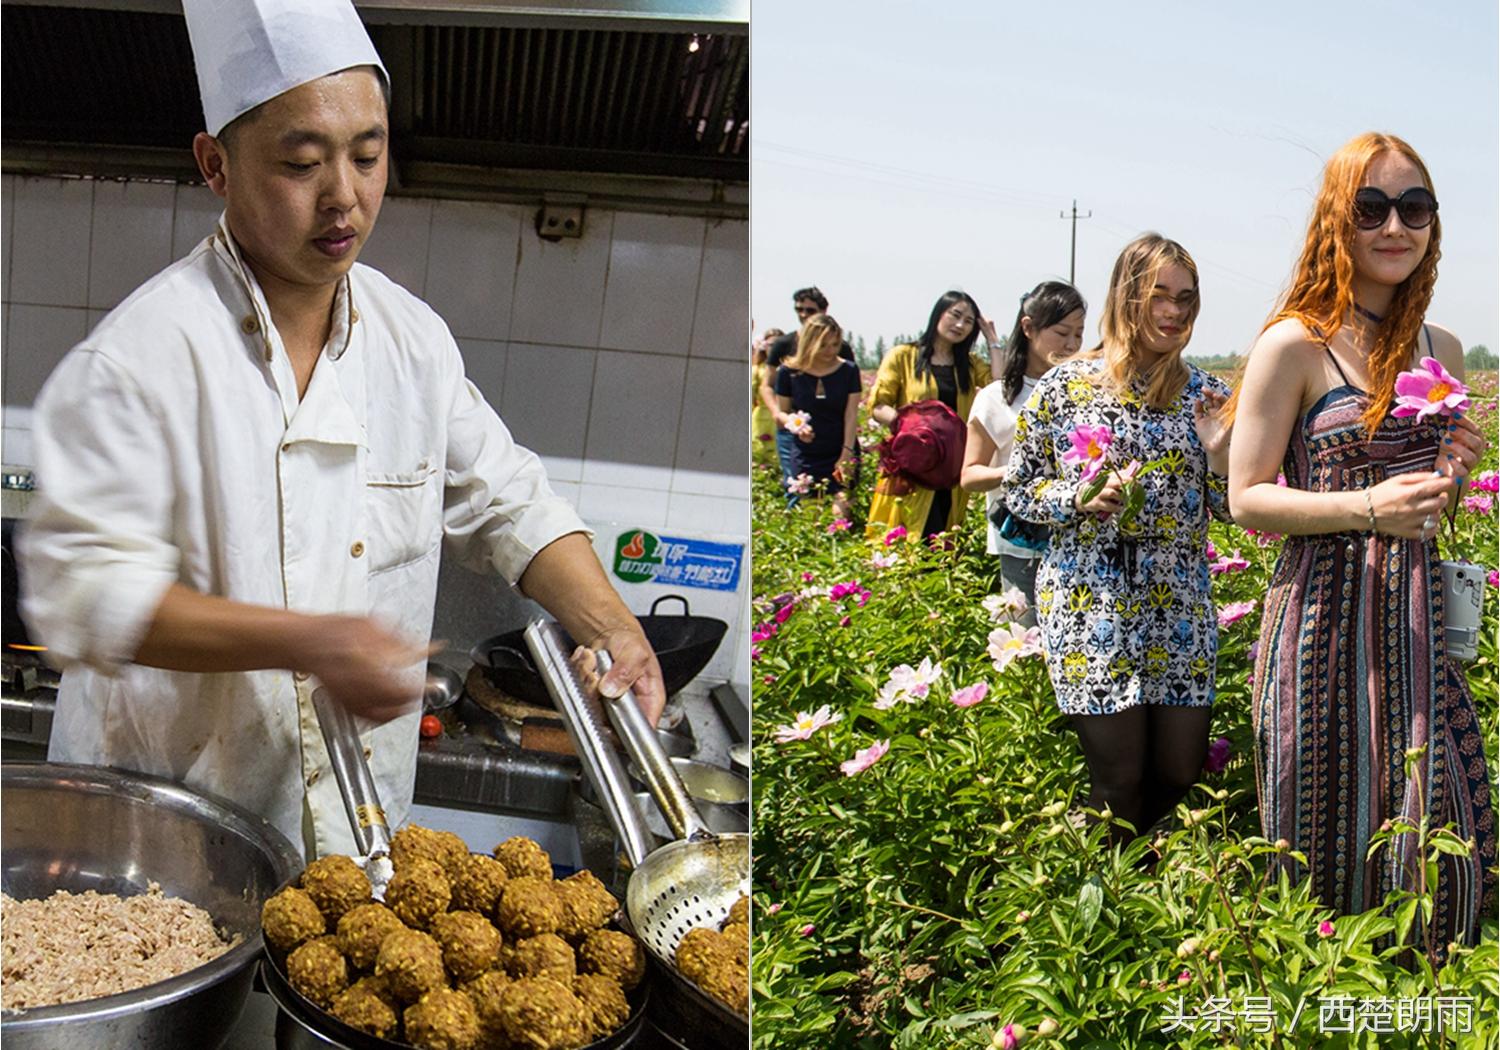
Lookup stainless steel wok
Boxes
[0,762,302,1050]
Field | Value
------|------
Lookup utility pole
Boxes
[1059,200,1092,285]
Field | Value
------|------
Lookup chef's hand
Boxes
[302,615,436,722]
[579,623,666,726]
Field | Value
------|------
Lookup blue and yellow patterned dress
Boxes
[1002,358,1231,715]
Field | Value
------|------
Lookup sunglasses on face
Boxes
[1352,186,1438,231]
[795,305,819,316]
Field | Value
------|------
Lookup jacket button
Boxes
[350,541,365,558]
[241,315,260,334]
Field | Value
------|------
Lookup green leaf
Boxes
[1077,877,1104,937]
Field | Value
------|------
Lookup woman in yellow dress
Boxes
[751,328,784,464]
[866,291,992,540]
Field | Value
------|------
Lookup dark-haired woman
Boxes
[1227,132,1494,952]
[866,291,992,540]
[961,282,1087,618]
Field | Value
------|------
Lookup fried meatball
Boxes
[387,856,452,930]
[461,969,512,1042]
[572,973,630,1040]
[337,902,408,971]
[450,853,509,916]
[720,922,750,966]
[554,877,615,941]
[495,976,588,1050]
[577,929,644,990]
[676,928,746,1014]
[727,895,749,927]
[261,885,326,952]
[496,877,562,938]
[348,972,399,1007]
[375,928,447,1003]
[392,824,470,882]
[286,935,348,1008]
[329,984,399,1039]
[505,933,575,982]
[494,836,553,881]
[301,854,372,925]
[404,987,482,1050]
[430,910,502,982]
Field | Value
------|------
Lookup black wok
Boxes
[471,596,727,707]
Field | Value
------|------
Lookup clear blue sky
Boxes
[751,0,1498,361]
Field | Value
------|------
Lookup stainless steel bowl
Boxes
[1,762,302,1050]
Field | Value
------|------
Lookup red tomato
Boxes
[419,714,443,739]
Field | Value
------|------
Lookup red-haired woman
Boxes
[1227,132,1494,955]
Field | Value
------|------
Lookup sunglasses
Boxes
[794,305,820,316]
[1352,187,1438,231]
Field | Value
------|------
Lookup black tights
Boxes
[1069,706,1213,846]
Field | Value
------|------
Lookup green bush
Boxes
[750,379,1499,1049]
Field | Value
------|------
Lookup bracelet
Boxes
[1361,490,1377,532]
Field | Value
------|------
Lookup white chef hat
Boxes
[183,0,389,137]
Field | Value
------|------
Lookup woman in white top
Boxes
[961,281,1087,621]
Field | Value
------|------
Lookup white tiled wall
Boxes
[0,174,751,686]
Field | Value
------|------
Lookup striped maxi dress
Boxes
[1251,384,1496,952]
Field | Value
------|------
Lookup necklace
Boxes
[1352,303,1385,324]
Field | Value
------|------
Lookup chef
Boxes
[17,0,664,860]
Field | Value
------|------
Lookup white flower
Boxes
[987,623,1044,672]
[982,587,1029,623]
[870,550,899,569]
[784,410,812,432]
[773,705,843,743]
[787,472,815,495]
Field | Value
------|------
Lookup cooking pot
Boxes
[471,595,727,707]
[0,763,301,1050]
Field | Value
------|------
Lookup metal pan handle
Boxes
[523,621,656,867]
[309,686,394,864]
[594,650,712,843]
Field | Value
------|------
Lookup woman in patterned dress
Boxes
[1226,132,1494,953]
[1003,234,1231,846]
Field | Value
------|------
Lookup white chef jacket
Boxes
[18,216,589,859]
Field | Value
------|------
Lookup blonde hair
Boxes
[1077,233,1199,410]
[1224,132,1439,436]
[790,314,842,371]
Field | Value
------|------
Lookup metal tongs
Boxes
[310,686,395,898]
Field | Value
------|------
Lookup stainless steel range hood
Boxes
[1,0,747,216]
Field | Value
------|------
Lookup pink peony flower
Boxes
[1471,470,1500,494]
[950,682,989,708]
[801,571,815,582]
[774,704,843,743]
[884,525,908,546]
[787,472,815,495]
[1177,970,1192,985]
[1204,539,1218,560]
[751,623,777,643]
[1217,600,1257,628]
[762,674,777,684]
[1062,424,1113,484]
[1463,494,1494,514]
[773,603,797,625]
[988,623,1044,672]
[1489,569,1499,588]
[840,739,890,776]
[1317,919,1335,938]
[767,902,783,915]
[997,1025,1022,1050]
[1210,551,1250,575]
[798,923,815,936]
[870,550,899,569]
[839,615,851,628]
[1392,357,1471,420]
[751,645,761,661]
[827,518,852,533]
[1203,736,1231,773]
